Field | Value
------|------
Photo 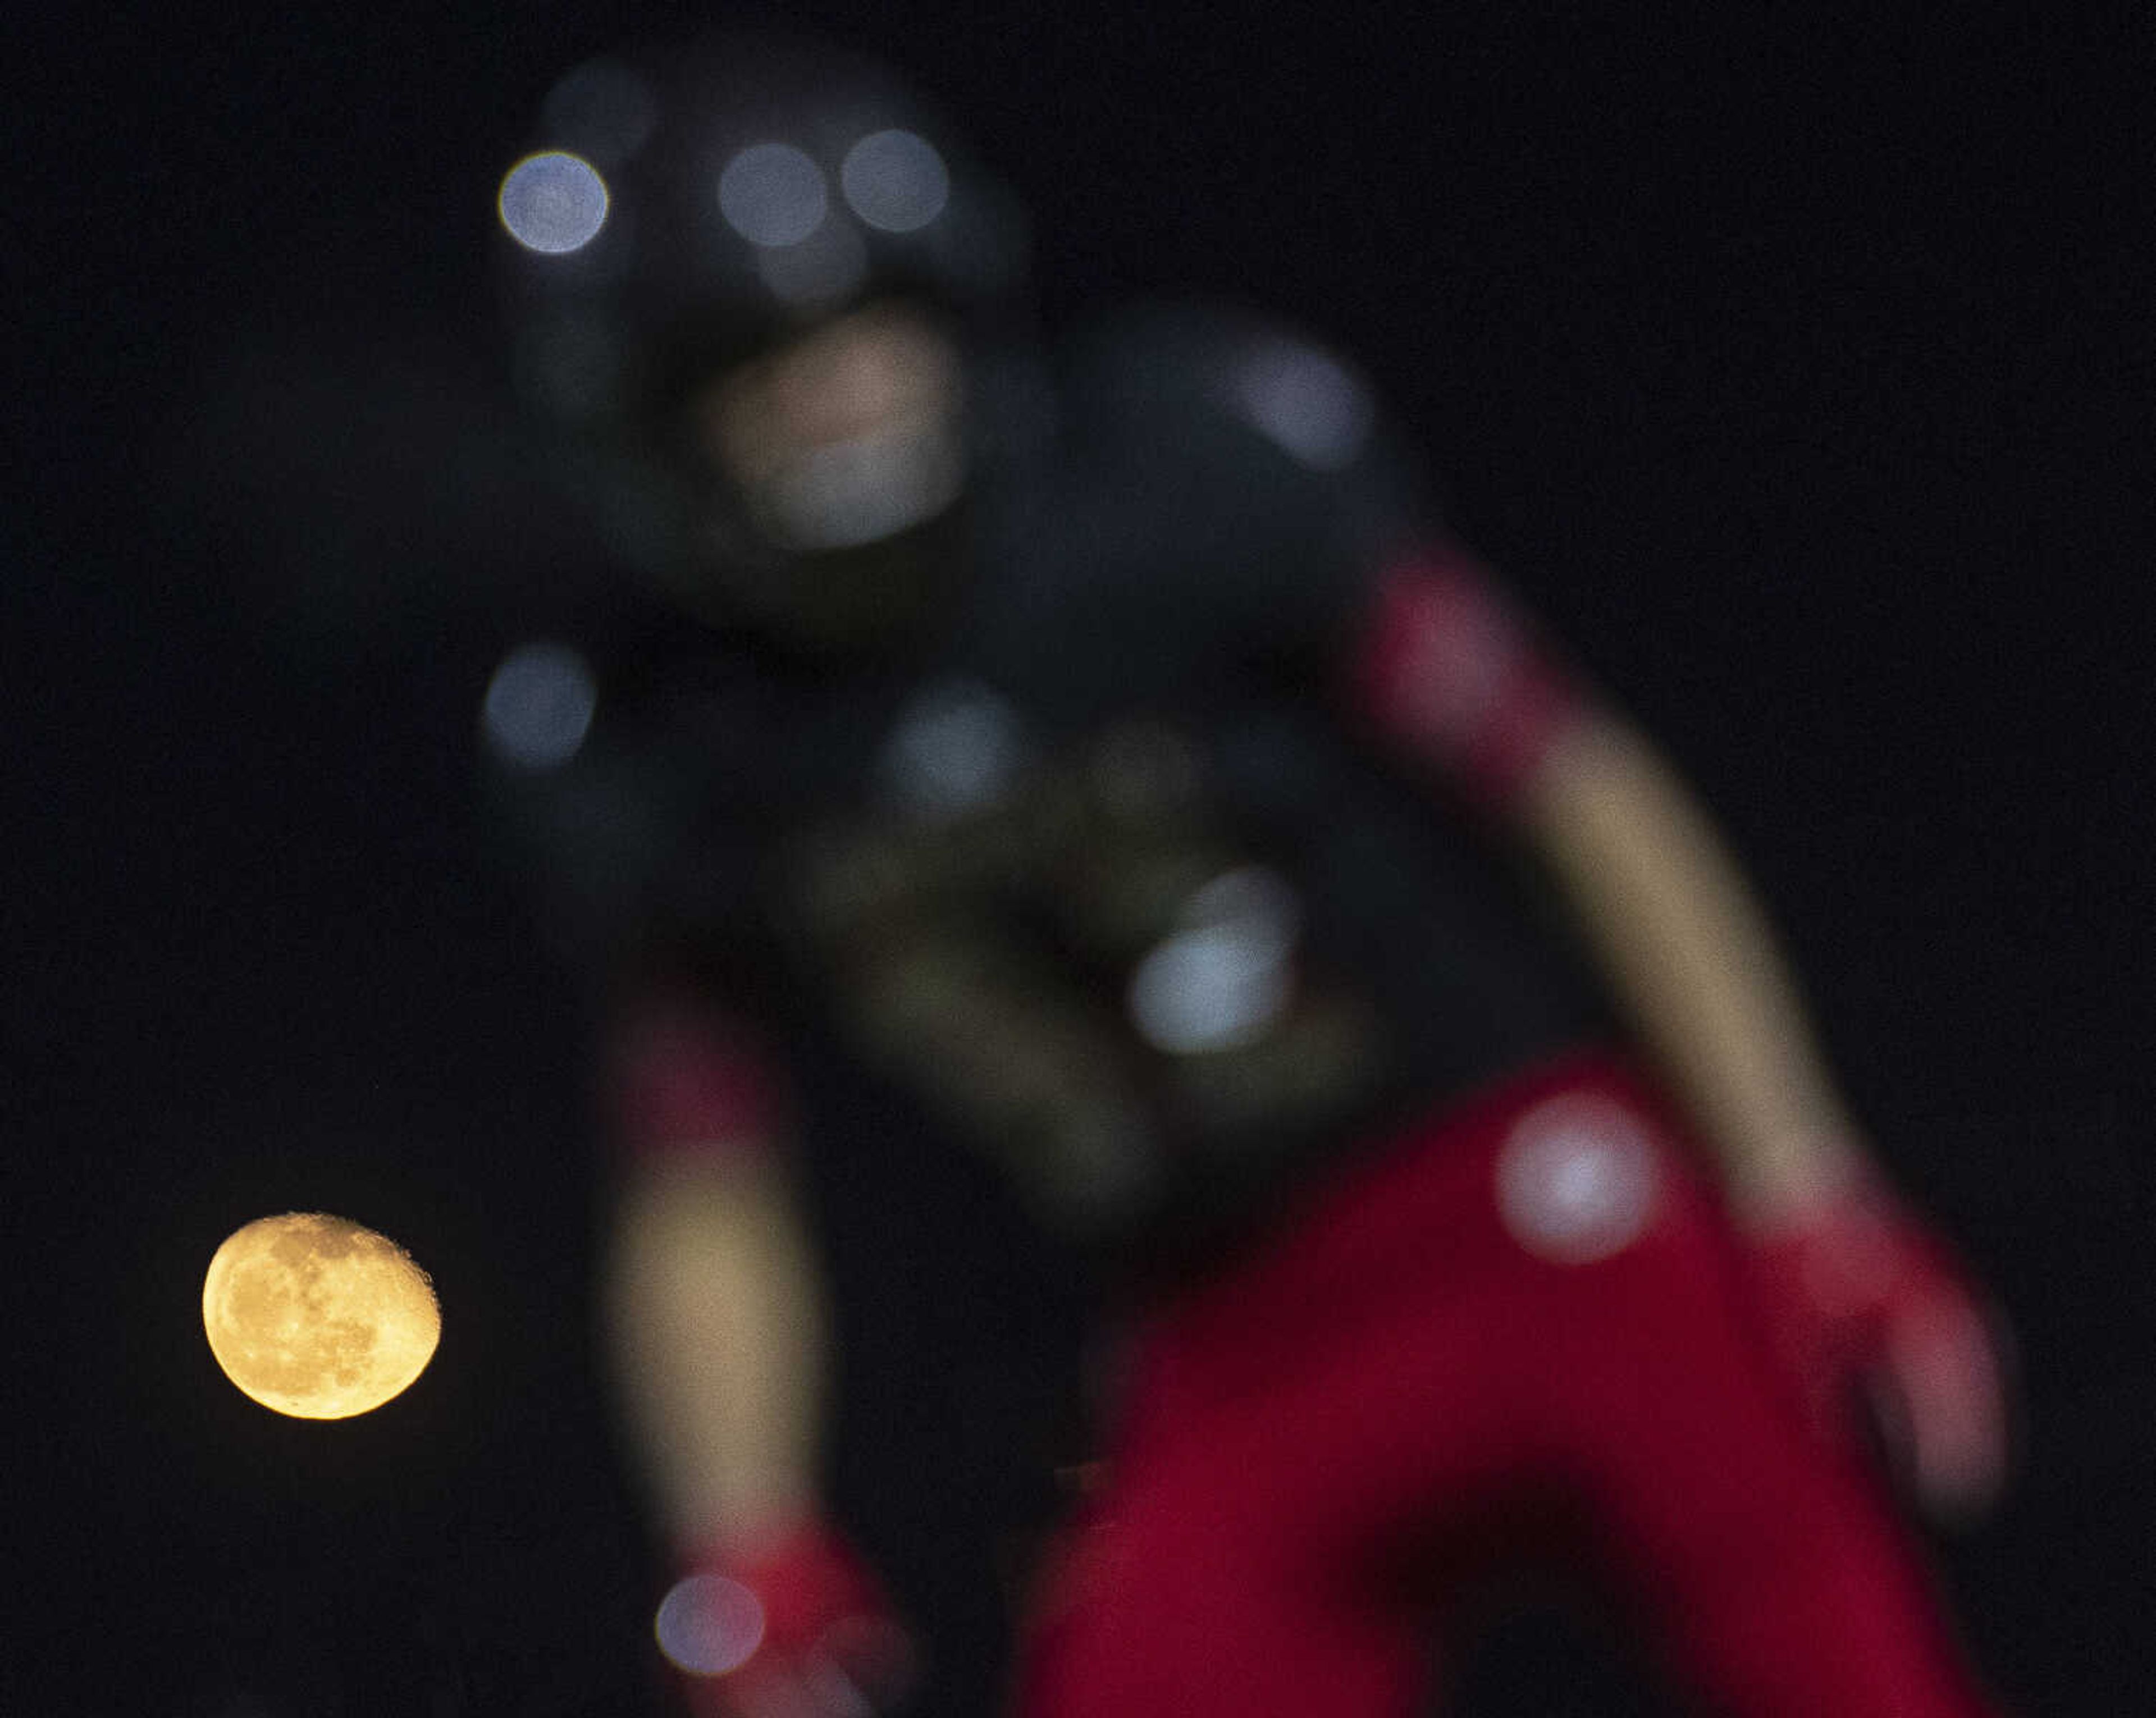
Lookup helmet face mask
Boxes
[683,298,967,557]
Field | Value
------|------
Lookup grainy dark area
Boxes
[15,6,2150,1714]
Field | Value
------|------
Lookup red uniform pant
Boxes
[1015,1053,1995,1717]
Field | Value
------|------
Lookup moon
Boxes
[202,1212,440,1419]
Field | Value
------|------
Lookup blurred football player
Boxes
[483,34,2008,1717]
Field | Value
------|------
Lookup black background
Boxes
[17,3,2153,1713]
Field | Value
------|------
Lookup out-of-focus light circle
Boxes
[840,129,951,233]
[1235,340,1374,470]
[1129,926,1290,1054]
[1496,1098,1661,1264]
[880,680,1025,814]
[482,641,597,770]
[497,152,611,255]
[718,142,828,248]
[655,1573,766,1676]
[541,60,656,166]
[1128,868,1301,1056]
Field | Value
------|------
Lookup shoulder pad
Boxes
[1061,300,1409,485]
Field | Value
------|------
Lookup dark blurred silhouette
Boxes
[477,33,2011,1718]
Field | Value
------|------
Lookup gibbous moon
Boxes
[203,1213,440,1419]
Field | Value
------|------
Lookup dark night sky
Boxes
[16,5,2155,1714]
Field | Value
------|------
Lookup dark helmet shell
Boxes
[495,33,1028,437]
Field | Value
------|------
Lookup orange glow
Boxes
[202,1213,440,1419]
